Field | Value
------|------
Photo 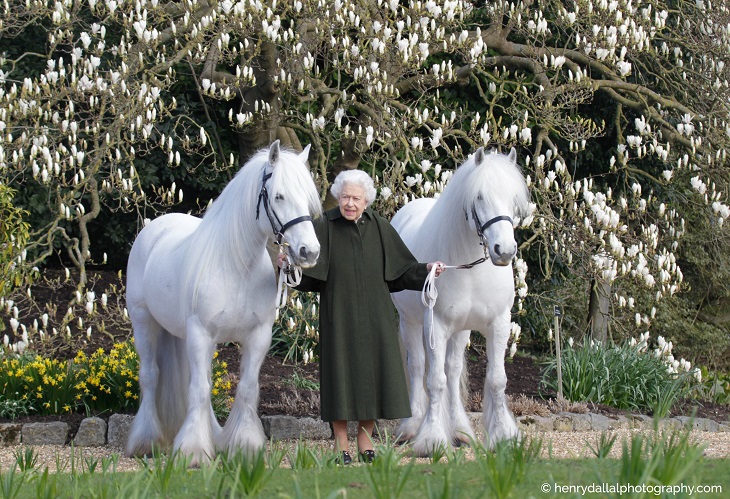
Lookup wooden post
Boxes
[554,305,563,400]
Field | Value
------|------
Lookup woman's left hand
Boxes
[277,252,288,268]
[427,261,445,277]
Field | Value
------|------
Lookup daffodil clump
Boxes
[0,354,77,416]
[0,340,232,419]
[211,351,234,419]
[72,341,140,413]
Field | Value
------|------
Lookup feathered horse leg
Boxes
[446,330,475,445]
[396,316,427,442]
[481,312,520,448]
[216,324,270,456]
[125,314,166,457]
[173,317,217,466]
[411,312,451,457]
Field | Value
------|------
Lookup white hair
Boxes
[330,169,377,205]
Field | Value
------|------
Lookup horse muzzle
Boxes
[488,240,517,267]
[291,245,320,268]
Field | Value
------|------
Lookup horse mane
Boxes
[413,150,530,262]
[180,146,322,313]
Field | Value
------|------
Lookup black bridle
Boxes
[256,169,312,244]
[458,205,512,267]
[471,205,513,242]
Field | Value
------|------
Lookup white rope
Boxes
[421,264,442,350]
[276,249,303,309]
[420,257,488,349]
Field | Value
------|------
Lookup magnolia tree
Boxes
[1,0,729,361]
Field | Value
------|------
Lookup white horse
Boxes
[125,140,321,465]
[391,147,531,456]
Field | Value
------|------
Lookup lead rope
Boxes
[420,255,489,349]
[275,244,303,309]
[421,264,442,350]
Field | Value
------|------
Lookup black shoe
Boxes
[359,449,376,463]
[337,451,352,465]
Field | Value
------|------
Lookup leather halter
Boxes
[256,169,312,244]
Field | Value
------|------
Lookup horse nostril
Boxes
[494,244,501,256]
[299,247,309,260]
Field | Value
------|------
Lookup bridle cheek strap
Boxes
[255,172,272,222]
[256,169,312,243]
[255,168,313,308]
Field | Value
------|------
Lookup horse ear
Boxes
[269,139,281,167]
[474,147,485,166]
[508,147,517,163]
[299,143,311,162]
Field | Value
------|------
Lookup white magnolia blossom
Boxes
[1,0,727,374]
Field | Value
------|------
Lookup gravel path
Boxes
[1,429,728,473]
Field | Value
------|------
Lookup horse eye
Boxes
[275,193,284,201]
[477,193,483,201]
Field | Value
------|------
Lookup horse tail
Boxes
[398,329,410,393]
[155,330,189,443]
[460,349,470,406]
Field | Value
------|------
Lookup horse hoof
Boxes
[411,442,448,458]
[413,448,436,458]
[126,443,157,459]
[396,435,414,446]
[452,433,474,447]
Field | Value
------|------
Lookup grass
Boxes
[286,370,320,391]
[3,458,728,498]
[1,429,727,498]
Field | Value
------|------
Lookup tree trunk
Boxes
[588,279,611,343]
[323,138,361,210]
[236,41,281,162]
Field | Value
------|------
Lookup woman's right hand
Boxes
[427,261,445,277]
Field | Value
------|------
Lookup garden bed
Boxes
[3,269,730,425]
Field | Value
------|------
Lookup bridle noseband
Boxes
[470,205,513,247]
[256,169,312,244]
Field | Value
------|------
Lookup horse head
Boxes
[468,147,522,267]
[258,140,321,268]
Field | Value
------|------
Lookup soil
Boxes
[231,343,550,418]
[3,269,730,426]
[252,345,730,423]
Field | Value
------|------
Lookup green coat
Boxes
[296,206,429,422]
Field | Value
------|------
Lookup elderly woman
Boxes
[285,169,444,465]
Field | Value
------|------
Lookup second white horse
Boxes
[391,147,531,456]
